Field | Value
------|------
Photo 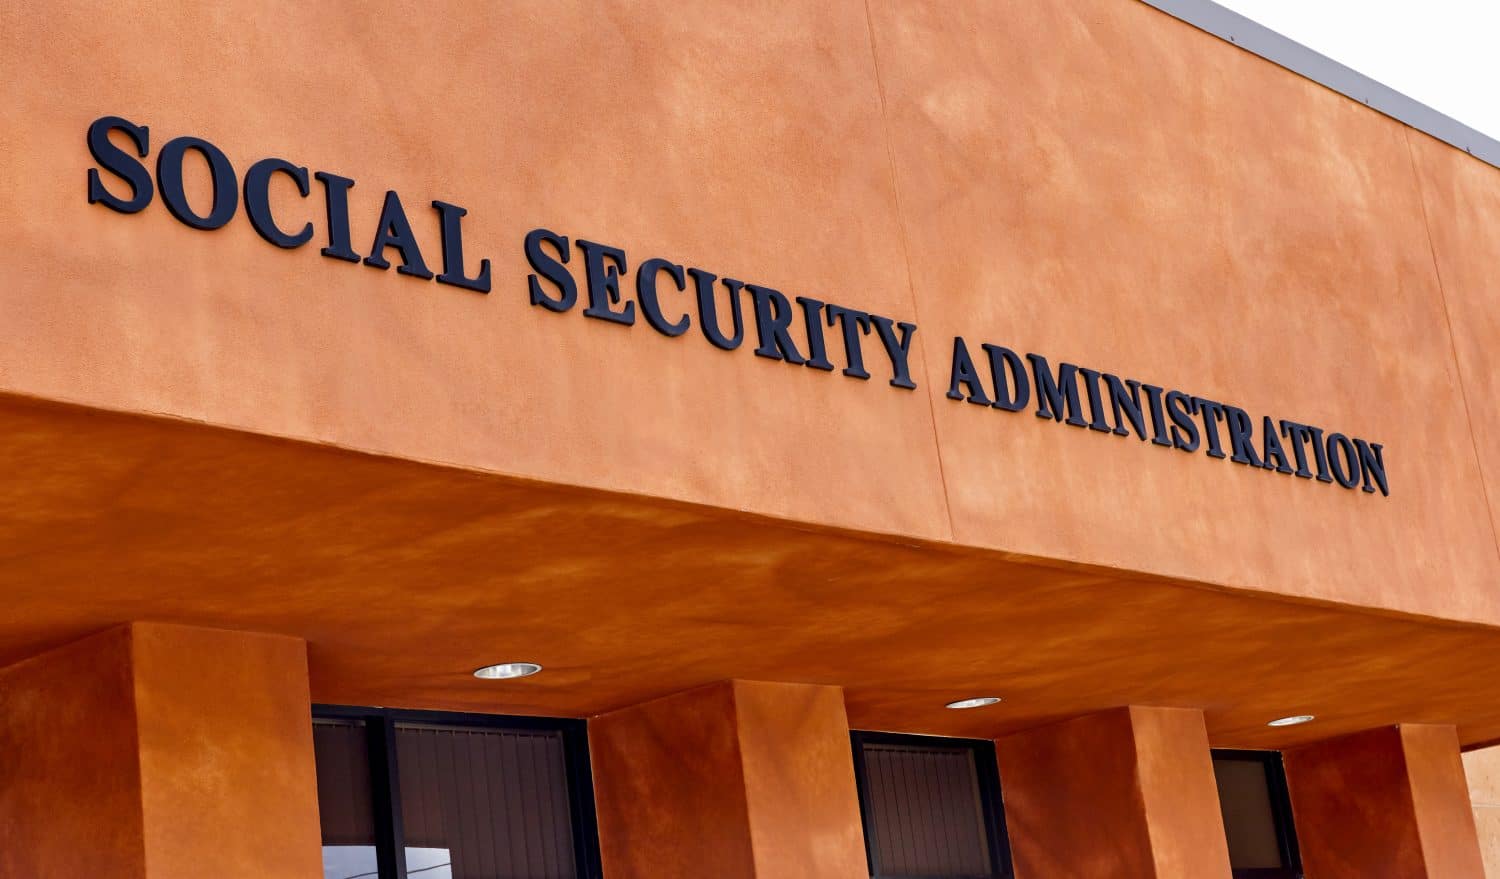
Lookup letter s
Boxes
[87,115,153,213]
[1166,390,1199,452]
[525,228,577,312]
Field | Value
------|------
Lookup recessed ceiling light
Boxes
[473,662,542,680]
[1267,714,1315,727]
[945,696,1002,710]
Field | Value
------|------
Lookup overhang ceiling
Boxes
[4,392,1499,749]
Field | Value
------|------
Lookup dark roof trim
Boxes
[1140,0,1500,169]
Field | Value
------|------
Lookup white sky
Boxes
[1215,0,1500,139]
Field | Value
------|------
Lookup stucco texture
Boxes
[8,398,1500,747]
[589,681,868,879]
[3,0,1500,755]
[1286,725,1485,879]
[997,707,1232,878]
[0,623,322,879]
[1,0,1496,623]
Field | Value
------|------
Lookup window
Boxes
[312,706,602,879]
[850,731,1013,879]
[1211,749,1302,879]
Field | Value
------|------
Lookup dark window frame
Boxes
[313,704,604,879]
[849,730,1014,879]
[1211,748,1303,879]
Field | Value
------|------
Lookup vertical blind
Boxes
[314,720,378,846]
[311,708,595,879]
[396,724,578,879]
[314,719,381,879]
[857,739,1000,879]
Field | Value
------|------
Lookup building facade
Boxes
[4,0,1500,876]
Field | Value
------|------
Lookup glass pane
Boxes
[396,723,578,879]
[1212,757,1285,869]
[323,847,380,879]
[860,741,994,878]
[313,719,379,879]
[405,846,454,878]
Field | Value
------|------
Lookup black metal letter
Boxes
[1224,405,1264,467]
[691,270,745,350]
[1028,354,1086,427]
[870,316,918,390]
[1260,416,1294,473]
[579,239,634,325]
[948,338,992,406]
[796,297,834,371]
[1278,421,1315,478]
[315,171,361,262]
[1192,398,1228,459]
[747,285,806,364]
[157,135,238,230]
[1307,426,1333,483]
[86,115,153,213]
[981,344,1030,412]
[825,305,873,380]
[1326,433,1362,488]
[1142,385,1173,447]
[1077,368,1112,433]
[1105,375,1147,439]
[432,200,491,293]
[1167,391,1199,452]
[364,191,433,279]
[244,158,313,249]
[638,258,690,336]
[1355,439,1388,496]
[525,228,576,312]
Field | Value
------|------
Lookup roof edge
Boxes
[1140,0,1500,170]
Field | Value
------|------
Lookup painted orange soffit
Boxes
[4,394,1500,750]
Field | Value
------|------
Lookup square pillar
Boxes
[0,622,323,879]
[996,706,1233,878]
[589,679,869,879]
[1284,724,1486,878]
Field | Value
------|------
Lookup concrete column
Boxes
[996,706,1233,879]
[1285,724,1486,879]
[589,679,868,879]
[0,622,323,879]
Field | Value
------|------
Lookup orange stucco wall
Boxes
[2,0,1498,628]
[1286,724,1486,879]
[10,398,1500,746]
[731,682,870,879]
[0,627,147,879]
[5,3,1500,876]
[590,682,758,879]
[130,623,323,879]
[996,706,1233,878]
[589,680,868,879]
[0,624,323,879]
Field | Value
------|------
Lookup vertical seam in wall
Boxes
[125,624,153,879]
[1401,127,1500,570]
[1126,709,1167,879]
[859,0,959,542]
[1396,727,1440,876]
[729,682,765,878]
